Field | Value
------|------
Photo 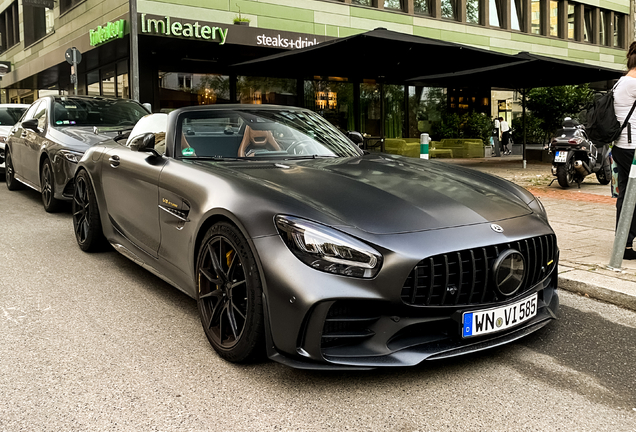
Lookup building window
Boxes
[87,70,100,96]
[583,6,592,43]
[466,0,479,24]
[567,4,575,39]
[530,0,541,34]
[414,0,430,15]
[441,0,458,20]
[490,0,502,27]
[23,4,54,47]
[511,0,525,31]
[384,0,403,10]
[60,0,84,15]
[549,1,558,36]
[614,13,624,48]
[178,74,193,90]
[117,61,129,99]
[0,2,19,53]
[351,0,372,5]
[599,10,608,46]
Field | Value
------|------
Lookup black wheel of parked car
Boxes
[556,163,574,188]
[72,170,107,252]
[196,222,264,363]
[5,148,24,191]
[41,158,63,212]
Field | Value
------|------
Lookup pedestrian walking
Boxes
[492,117,501,157]
[612,41,636,259]
[500,117,511,155]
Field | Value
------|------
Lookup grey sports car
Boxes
[72,105,558,369]
[5,96,149,212]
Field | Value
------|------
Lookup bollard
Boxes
[420,133,430,159]
[609,151,636,270]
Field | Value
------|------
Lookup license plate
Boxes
[553,151,567,163]
[462,293,538,338]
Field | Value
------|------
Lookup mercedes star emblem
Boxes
[491,224,504,233]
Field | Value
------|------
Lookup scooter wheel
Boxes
[556,164,573,188]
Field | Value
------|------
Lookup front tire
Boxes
[72,170,106,251]
[5,148,24,191]
[41,158,63,212]
[556,163,574,188]
[196,222,265,363]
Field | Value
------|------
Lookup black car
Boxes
[5,95,149,211]
[72,105,559,369]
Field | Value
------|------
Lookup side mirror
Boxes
[130,132,158,155]
[347,131,364,146]
[22,118,39,132]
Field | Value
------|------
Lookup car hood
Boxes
[215,155,534,234]
[51,126,122,149]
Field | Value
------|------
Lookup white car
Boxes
[0,103,30,174]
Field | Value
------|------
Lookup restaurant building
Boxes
[0,0,632,140]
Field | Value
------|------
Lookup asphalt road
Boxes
[1,182,635,431]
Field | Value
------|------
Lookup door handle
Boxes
[109,155,120,167]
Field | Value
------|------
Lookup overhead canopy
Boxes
[230,28,520,83]
[407,51,625,89]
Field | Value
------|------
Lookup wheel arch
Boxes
[38,151,52,186]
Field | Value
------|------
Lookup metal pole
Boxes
[129,0,140,102]
[608,152,636,270]
[522,88,527,169]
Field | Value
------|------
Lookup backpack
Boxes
[587,83,636,144]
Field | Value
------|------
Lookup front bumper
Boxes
[254,214,558,369]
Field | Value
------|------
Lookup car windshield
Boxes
[0,107,27,126]
[52,97,148,127]
[178,109,362,160]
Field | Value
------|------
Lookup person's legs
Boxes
[612,146,636,250]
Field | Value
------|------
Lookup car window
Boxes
[53,97,148,127]
[0,107,27,126]
[22,100,42,122]
[34,101,47,130]
[177,109,361,159]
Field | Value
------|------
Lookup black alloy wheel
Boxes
[196,222,264,363]
[41,158,63,212]
[5,148,24,191]
[72,170,106,251]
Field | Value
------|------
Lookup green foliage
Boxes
[461,112,493,143]
[431,110,491,143]
[522,84,593,143]
[432,111,461,139]
[511,113,544,144]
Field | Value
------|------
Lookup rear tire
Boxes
[556,163,573,188]
[5,148,24,191]
[41,158,63,213]
[596,157,611,185]
[72,170,107,252]
[196,222,265,363]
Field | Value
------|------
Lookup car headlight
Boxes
[528,197,548,221]
[59,150,84,164]
[275,215,382,278]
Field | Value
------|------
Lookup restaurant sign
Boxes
[90,19,126,47]
[139,14,332,49]
[140,14,228,45]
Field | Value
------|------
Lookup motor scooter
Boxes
[548,117,611,188]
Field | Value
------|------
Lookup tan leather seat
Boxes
[238,125,281,157]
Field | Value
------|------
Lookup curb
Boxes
[558,272,636,312]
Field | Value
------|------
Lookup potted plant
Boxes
[233,5,250,26]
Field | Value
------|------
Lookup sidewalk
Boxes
[438,155,636,312]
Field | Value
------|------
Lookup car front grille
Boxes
[400,234,557,307]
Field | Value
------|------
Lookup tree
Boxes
[522,84,593,143]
